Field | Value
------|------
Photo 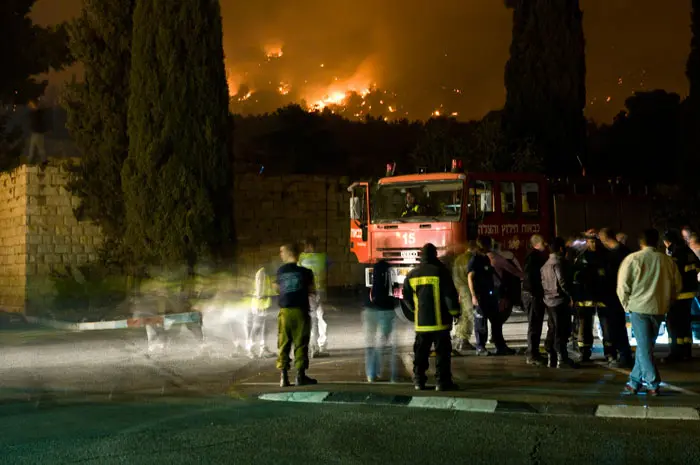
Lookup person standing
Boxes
[363,259,398,383]
[541,237,578,368]
[451,241,477,352]
[276,243,317,387]
[598,228,634,368]
[468,236,515,356]
[522,234,549,366]
[618,229,682,396]
[403,243,460,391]
[662,230,700,362]
[245,264,276,359]
[299,237,329,357]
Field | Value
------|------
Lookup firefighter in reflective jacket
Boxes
[402,243,461,392]
[572,234,609,362]
[663,230,700,362]
[401,190,423,217]
[246,265,277,359]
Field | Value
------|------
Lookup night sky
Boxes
[35,0,691,122]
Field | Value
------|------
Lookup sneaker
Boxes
[646,387,661,397]
[476,348,491,356]
[414,382,426,391]
[548,353,558,368]
[557,358,580,369]
[526,356,546,367]
[367,376,377,383]
[259,348,276,359]
[623,384,638,395]
[494,346,516,356]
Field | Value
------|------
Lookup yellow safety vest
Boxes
[299,252,327,291]
[252,267,273,310]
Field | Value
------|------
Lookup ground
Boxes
[1,300,700,464]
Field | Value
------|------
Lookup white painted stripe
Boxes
[596,405,700,420]
[26,312,201,332]
[408,396,498,413]
[258,391,330,403]
[239,381,414,386]
[601,363,700,397]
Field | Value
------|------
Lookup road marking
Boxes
[239,381,415,386]
[600,363,700,396]
[595,405,700,420]
[408,396,498,413]
[259,392,330,403]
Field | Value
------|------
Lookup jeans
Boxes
[544,303,572,359]
[362,309,398,381]
[628,312,664,390]
[523,291,546,357]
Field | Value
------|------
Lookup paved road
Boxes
[2,396,700,465]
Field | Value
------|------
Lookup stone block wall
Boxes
[0,167,28,312]
[232,174,364,290]
[0,167,363,313]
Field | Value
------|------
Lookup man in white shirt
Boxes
[617,229,682,396]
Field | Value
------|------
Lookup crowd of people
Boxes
[235,226,699,394]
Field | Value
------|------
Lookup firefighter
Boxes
[401,190,423,217]
[663,230,700,362]
[572,233,609,362]
[403,243,461,391]
[245,264,277,359]
[451,241,477,352]
[276,243,317,387]
[598,228,634,368]
[299,237,329,357]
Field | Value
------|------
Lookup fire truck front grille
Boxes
[377,247,446,262]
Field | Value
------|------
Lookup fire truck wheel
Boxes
[395,300,414,325]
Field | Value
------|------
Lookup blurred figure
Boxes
[299,237,329,357]
[689,233,700,261]
[401,190,424,217]
[619,229,681,396]
[598,228,634,368]
[27,100,48,168]
[572,233,608,362]
[662,230,700,362]
[451,241,477,352]
[403,243,460,391]
[468,236,515,356]
[541,237,578,368]
[363,259,398,383]
[245,264,277,359]
[522,234,549,366]
[276,243,317,387]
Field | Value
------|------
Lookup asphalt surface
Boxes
[2,396,700,465]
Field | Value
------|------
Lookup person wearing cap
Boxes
[402,243,461,391]
[662,229,700,362]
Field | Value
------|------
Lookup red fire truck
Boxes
[348,160,653,303]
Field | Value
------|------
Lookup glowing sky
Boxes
[36,0,691,122]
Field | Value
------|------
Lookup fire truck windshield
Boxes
[372,180,463,223]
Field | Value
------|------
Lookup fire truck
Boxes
[347,159,653,307]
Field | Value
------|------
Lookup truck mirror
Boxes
[350,196,361,220]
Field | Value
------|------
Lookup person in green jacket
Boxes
[299,237,330,357]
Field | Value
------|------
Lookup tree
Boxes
[0,0,71,171]
[62,0,136,264]
[688,0,700,101]
[503,0,586,175]
[123,0,233,268]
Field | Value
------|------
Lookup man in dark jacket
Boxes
[663,230,700,362]
[541,237,578,369]
[598,228,633,367]
[403,243,460,391]
[522,234,549,366]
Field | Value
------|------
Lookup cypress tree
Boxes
[63,0,136,262]
[124,0,233,268]
[503,0,586,174]
[687,0,700,100]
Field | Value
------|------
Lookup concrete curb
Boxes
[257,391,700,421]
[24,312,202,331]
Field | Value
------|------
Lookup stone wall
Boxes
[232,174,364,290]
[0,167,28,312]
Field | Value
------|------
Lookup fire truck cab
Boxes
[348,161,550,300]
